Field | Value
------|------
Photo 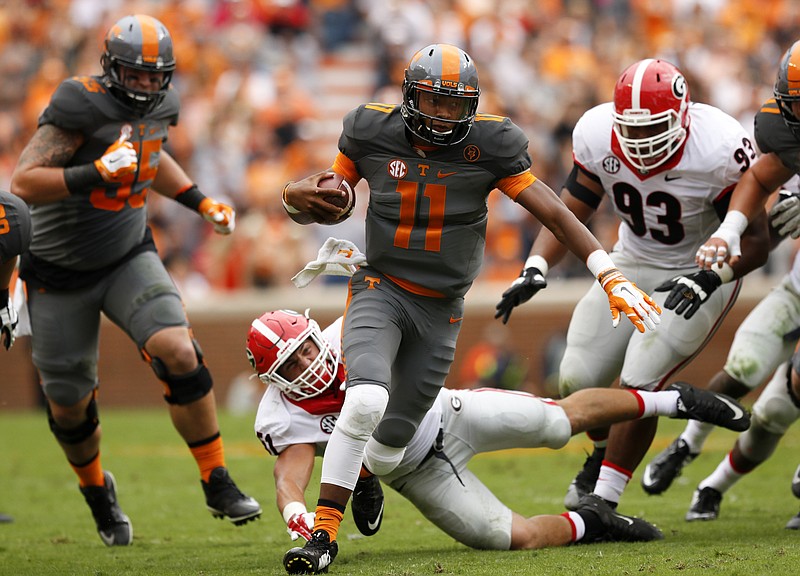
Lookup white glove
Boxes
[286,511,315,541]
[769,191,800,238]
[0,297,19,350]
[292,237,367,288]
[94,134,138,182]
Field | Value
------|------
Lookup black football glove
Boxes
[654,269,722,320]
[494,267,547,324]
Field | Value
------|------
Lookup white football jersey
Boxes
[254,316,442,463]
[573,102,756,269]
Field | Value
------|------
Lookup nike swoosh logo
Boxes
[449,316,463,324]
[718,396,745,421]
[612,513,634,526]
[367,502,384,531]
[438,170,457,178]
[641,464,656,488]
[665,174,681,181]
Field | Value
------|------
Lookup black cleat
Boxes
[202,467,261,526]
[786,511,800,530]
[564,447,605,511]
[641,437,698,495]
[668,381,750,432]
[577,494,663,543]
[685,486,722,521]
[80,471,132,546]
[351,474,384,536]
[792,463,800,499]
[284,529,338,574]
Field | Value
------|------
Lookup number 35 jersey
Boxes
[30,75,179,271]
[336,104,533,298]
[573,102,755,269]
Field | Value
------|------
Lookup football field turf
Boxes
[1,408,798,575]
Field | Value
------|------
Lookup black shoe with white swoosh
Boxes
[791,463,800,499]
[668,381,751,432]
[685,486,722,521]
[351,474,384,536]
[80,471,132,546]
[284,529,338,574]
[576,494,663,543]
[641,437,697,495]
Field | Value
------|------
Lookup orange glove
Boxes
[94,134,138,182]
[199,198,236,234]
[598,268,662,333]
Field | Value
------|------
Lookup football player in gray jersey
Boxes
[660,40,800,527]
[9,14,260,546]
[280,43,661,574]
[0,189,30,524]
[0,190,30,352]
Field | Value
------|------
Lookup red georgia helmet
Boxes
[613,59,690,172]
[245,309,337,400]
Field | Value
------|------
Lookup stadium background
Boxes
[1,0,798,409]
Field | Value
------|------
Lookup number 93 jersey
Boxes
[30,75,179,271]
[573,102,756,269]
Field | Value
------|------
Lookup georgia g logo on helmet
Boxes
[672,74,687,100]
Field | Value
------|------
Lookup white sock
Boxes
[565,511,586,541]
[679,420,713,454]
[634,389,680,417]
[698,452,744,494]
[593,464,631,505]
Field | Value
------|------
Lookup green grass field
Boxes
[1,408,799,575]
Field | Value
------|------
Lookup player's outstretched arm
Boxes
[514,178,661,332]
[274,443,317,542]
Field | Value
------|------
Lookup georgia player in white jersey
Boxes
[247,309,752,557]
[494,58,771,513]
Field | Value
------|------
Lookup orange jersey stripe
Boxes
[760,98,780,114]
[496,171,537,201]
[137,15,160,65]
[331,152,361,187]
[384,273,447,298]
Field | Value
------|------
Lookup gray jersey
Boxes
[28,75,178,276]
[0,190,31,263]
[754,98,800,170]
[339,105,530,298]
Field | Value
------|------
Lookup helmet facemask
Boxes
[613,108,687,171]
[402,82,479,146]
[246,311,338,401]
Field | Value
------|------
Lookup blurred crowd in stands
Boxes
[1,0,798,299]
